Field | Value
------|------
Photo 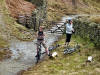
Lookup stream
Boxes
[0,16,68,75]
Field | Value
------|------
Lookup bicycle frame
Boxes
[63,41,80,54]
[36,42,42,63]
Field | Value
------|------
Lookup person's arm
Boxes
[71,24,74,32]
[43,32,45,37]
[64,22,67,26]
[72,28,74,32]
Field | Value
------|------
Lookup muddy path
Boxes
[0,17,67,75]
[0,33,58,75]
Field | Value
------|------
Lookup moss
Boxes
[0,49,11,61]
[0,35,9,48]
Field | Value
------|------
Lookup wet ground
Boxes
[0,17,67,75]
[0,33,59,75]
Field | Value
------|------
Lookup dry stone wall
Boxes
[18,0,47,31]
[73,20,100,47]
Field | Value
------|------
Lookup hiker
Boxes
[65,17,74,46]
[37,26,50,56]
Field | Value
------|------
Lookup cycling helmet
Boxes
[66,17,72,21]
[66,17,72,23]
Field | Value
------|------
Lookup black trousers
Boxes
[66,33,72,42]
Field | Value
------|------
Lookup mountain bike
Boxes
[35,42,60,63]
[63,41,80,54]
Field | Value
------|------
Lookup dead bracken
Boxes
[6,0,36,18]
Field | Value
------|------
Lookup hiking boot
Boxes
[48,53,53,58]
[48,53,52,56]
[35,55,37,57]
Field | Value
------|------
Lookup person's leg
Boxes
[67,34,72,46]
[66,34,72,47]
[66,34,69,46]
[36,40,41,55]
[42,41,49,55]
[66,42,69,47]
[69,34,72,42]
[65,33,67,45]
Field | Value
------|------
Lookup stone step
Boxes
[47,30,52,33]
[51,27,58,30]
[60,27,65,30]
[47,32,52,34]
[57,25,65,27]
[56,33,63,36]
[57,23,64,25]
[47,30,55,33]
[56,25,62,27]
[56,31,63,34]
[50,28,55,31]
[61,25,65,28]
[56,29,63,32]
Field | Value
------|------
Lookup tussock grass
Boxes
[47,0,100,21]
[47,0,64,21]
[0,35,8,48]
[0,49,12,61]
[89,16,100,24]
[4,14,34,41]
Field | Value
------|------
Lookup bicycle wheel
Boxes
[36,49,41,63]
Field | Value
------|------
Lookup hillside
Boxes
[0,0,99,75]
[23,35,100,75]
[47,0,100,21]
[21,0,100,75]
[0,0,99,58]
[6,0,35,18]
[0,0,36,45]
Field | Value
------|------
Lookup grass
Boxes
[47,0,100,21]
[0,0,35,42]
[47,0,64,21]
[23,35,100,75]
[89,16,100,24]
[0,0,34,60]
[0,35,9,48]
[0,49,12,61]
[3,14,34,41]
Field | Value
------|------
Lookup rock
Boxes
[52,52,58,58]
[88,56,93,62]
[17,70,25,75]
